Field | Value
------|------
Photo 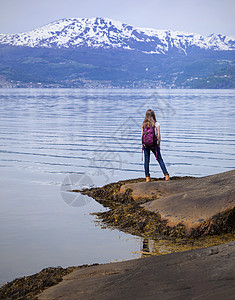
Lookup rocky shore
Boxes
[1,170,234,299]
[78,170,235,238]
[38,241,235,300]
[0,264,99,300]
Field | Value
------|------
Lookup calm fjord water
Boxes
[0,88,234,283]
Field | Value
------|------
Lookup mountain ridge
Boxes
[0,17,234,88]
[0,17,234,54]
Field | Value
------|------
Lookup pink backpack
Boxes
[142,125,157,147]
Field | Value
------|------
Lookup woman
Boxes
[141,109,169,182]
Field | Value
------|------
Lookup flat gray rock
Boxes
[38,241,235,300]
[119,170,235,230]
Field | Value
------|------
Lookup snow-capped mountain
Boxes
[0,17,234,55]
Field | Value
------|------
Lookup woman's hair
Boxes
[142,109,157,128]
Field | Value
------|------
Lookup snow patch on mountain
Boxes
[0,17,234,54]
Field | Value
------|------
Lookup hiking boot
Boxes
[165,174,170,181]
[146,176,151,182]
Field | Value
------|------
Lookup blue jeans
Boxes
[144,145,169,177]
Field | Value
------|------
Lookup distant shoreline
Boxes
[1,85,235,89]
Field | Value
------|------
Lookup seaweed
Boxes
[75,176,235,239]
[0,264,98,300]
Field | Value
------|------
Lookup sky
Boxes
[0,0,235,36]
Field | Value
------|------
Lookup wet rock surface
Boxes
[38,241,235,300]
